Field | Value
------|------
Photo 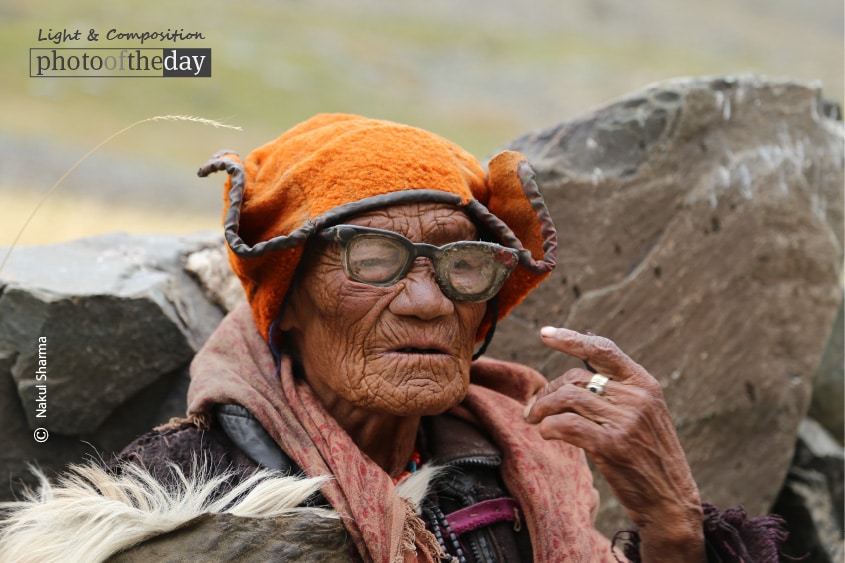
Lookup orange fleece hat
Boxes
[198,113,557,345]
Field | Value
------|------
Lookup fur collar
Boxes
[0,461,439,562]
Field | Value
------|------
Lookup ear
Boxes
[276,293,298,332]
[269,292,299,361]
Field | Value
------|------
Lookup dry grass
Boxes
[0,115,236,271]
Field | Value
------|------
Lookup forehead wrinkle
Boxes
[428,212,476,243]
[348,202,476,244]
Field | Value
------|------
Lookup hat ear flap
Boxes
[485,150,557,273]
[473,151,557,343]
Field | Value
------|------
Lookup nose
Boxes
[388,260,454,320]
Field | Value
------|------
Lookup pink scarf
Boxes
[188,304,617,562]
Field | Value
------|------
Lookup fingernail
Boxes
[540,326,556,338]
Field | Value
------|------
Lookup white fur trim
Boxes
[394,464,443,510]
[0,462,335,563]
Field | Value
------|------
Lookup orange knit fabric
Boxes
[199,113,557,344]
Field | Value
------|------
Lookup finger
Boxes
[525,368,637,417]
[528,367,627,418]
[525,379,618,424]
[535,411,608,455]
[555,368,604,388]
[532,367,594,401]
[534,368,620,404]
[539,326,647,383]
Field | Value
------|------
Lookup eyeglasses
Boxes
[318,225,519,302]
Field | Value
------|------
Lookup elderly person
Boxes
[1,114,786,562]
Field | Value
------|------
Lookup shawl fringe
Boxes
[397,498,446,563]
[152,413,210,432]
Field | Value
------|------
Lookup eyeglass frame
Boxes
[316,224,519,302]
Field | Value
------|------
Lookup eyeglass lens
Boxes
[343,231,514,299]
[347,235,407,283]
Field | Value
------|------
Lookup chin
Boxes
[356,355,472,416]
[390,379,469,417]
[357,379,468,418]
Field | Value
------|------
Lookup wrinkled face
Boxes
[280,202,488,416]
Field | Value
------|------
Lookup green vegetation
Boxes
[1,0,841,244]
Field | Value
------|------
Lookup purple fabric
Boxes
[612,502,789,563]
[700,503,789,562]
[445,497,521,536]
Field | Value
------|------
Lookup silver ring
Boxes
[586,374,610,396]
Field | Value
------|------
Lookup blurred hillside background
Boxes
[1,0,842,247]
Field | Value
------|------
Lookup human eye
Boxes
[444,249,493,292]
[347,237,406,283]
[450,254,484,271]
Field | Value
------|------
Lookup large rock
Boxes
[773,418,844,562]
[809,298,844,444]
[495,75,844,532]
[0,232,224,434]
[110,512,350,562]
[0,232,232,499]
[0,362,93,502]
